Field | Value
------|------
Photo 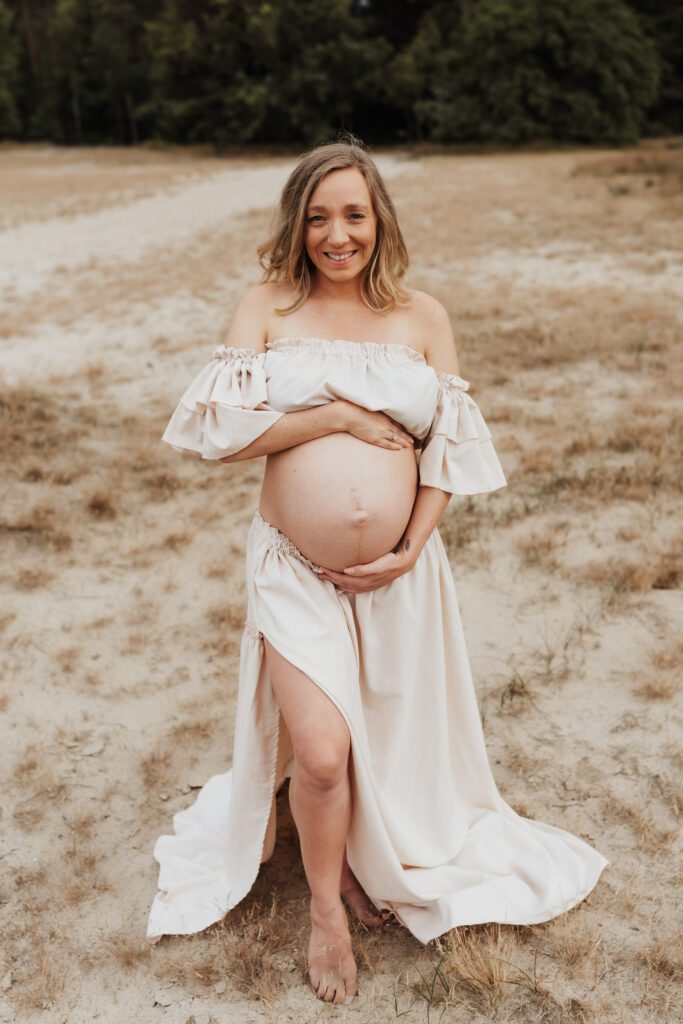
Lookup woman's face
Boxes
[304,166,378,283]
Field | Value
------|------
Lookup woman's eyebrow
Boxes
[307,202,371,212]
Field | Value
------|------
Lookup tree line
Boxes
[0,0,680,148]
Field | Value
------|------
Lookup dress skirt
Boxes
[147,509,609,944]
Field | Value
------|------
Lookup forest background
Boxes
[1,0,682,150]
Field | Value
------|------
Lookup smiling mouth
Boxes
[324,250,357,263]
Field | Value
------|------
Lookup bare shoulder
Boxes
[223,280,302,351]
[407,289,459,374]
[222,282,280,354]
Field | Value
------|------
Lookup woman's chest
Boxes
[263,338,440,438]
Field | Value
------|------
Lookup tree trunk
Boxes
[20,0,38,77]
[125,91,138,144]
[70,70,82,143]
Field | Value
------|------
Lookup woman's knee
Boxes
[295,737,350,792]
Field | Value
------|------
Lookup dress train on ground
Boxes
[147,510,609,944]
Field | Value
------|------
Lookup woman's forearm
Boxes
[395,485,452,561]
[218,401,349,463]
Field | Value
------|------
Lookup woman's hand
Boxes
[319,547,417,593]
[335,400,414,450]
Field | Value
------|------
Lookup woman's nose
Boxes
[327,219,349,245]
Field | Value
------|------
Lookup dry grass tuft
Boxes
[439,497,486,556]
[207,602,244,633]
[635,936,683,981]
[138,744,175,790]
[13,939,67,1012]
[171,715,217,744]
[0,386,62,461]
[87,492,117,519]
[11,748,69,829]
[574,147,683,192]
[13,750,40,782]
[153,893,303,1004]
[647,772,683,821]
[144,471,182,502]
[62,870,110,906]
[633,677,677,701]
[88,929,152,970]
[604,795,677,856]
[224,894,304,1003]
[0,610,16,632]
[12,862,49,892]
[55,645,80,673]
[536,914,602,976]
[62,840,111,905]
[576,547,683,598]
[438,923,518,1011]
[0,504,72,550]
[13,566,54,590]
[423,923,555,1016]
[64,810,98,838]
[497,670,539,715]
[516,530,559,569]
[163,531,191,550]
[651,639,683,672]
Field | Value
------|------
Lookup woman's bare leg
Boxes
[263,638,357,1005]
[340,848,388,926]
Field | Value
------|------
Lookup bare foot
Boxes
[308,897,357,1004]
[340,859,391,928]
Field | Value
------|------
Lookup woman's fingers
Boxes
[320,569,391,592]
[380,433,411,449]
[345,554,396,576]
[388,418,413,440]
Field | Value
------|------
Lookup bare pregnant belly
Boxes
[259,433,418,572]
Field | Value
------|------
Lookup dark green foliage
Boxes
[624,0,683,133]
[0,1,20,135]
[142,0,392,146]
[0,0,678,146]
[9,0,156,143]
[400,0,660,145]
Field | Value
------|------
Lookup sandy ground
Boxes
[1,142,682,1023]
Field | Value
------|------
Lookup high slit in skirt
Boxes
[147,509,609,943]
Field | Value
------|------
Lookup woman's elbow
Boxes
[218,446,261,464]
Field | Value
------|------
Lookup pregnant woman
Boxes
[148,138,609,1005]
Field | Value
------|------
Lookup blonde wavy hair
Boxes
[257,136,410,315]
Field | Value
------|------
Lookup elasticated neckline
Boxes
[266,335,428,364]
[266,336,470,388]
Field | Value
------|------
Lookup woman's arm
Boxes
[218,401,343,463]
[220,400,416,462]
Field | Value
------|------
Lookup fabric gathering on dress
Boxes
[147,336,609,944]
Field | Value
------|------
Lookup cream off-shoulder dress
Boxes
[147,336,609,944]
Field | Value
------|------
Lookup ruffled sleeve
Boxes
[418,371,507,495]
[161,346,284,459]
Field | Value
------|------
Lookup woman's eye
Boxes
[307,213,365,223]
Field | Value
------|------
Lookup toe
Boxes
[344,974,357,1001]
